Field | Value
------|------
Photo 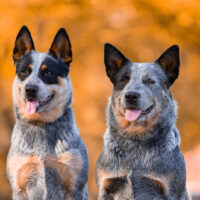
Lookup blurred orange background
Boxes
[0,0,200,199]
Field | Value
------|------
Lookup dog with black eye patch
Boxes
[6,26,89,200]
[96,43,188,200]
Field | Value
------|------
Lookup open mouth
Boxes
[25,94,54,115]
[124,104,154,122]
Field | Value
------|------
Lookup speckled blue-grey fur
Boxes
[96,43,188,200]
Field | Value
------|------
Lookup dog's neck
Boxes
[11,106,79,156]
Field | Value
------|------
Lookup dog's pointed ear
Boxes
[155,45,180,87]
[13,26,35,62]
[49,28,72,65]
[104,43,130,83]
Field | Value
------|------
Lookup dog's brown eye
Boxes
[21,69,29,76]
[120,76,130,84]
[145,79,155,84]
[120,79,129,84]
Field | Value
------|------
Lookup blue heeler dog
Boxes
[96,43,188,199]
[6,26,89,200]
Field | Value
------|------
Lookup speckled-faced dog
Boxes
[96,43,188,200]
[7,26,89,200]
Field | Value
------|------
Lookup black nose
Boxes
[25,84,38,99]
[125,91,141,103]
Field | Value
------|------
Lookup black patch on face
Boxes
[15,52,33,81]
[113,66,130,91]
[38,56,69,84]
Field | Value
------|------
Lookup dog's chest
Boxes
[7,150,83,194]
[125,148,155,168]
[8,122,82,194]
[110,141,155,169]
[12,122,70,156]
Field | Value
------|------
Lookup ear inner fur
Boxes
[104,43,130,82]
[13,26,35,61]
[49,28,72,64]
[156,45,180,86]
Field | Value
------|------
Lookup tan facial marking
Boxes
[13,76,27,117]
[28,64,33,69]
[115,99,130,128]
[57,76,63,86]
[41,64,47,70]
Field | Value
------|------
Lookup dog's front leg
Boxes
[43,150,85,200]
[12,190,27,200]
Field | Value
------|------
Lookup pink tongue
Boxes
[25,101,38,115]
[125,109,141,122]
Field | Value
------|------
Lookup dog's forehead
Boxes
[31,51,49,69]
[129,62,162,77]
[131,62,156,72]
[29,51,63,73]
